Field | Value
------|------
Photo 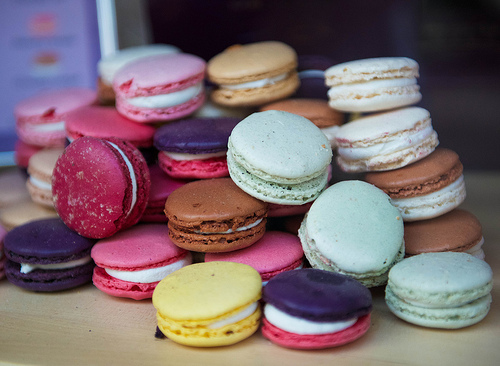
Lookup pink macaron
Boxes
[204,231,304,284]
[65,105,156,148]
[52,136,150,239]
[14,88,97,147]
[14,140,43,172]
[113,53,206,123]
[141,164,188,223]
[91,224,192,300]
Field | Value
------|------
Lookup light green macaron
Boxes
[298,180,405,287]
[227,110,332,205]
[385,252,493,329]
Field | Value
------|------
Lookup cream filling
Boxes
[208,302,258,329]
[262,264,303,286]
[194,218,263,234]
[264,304,357,335]
[126,83,203,108]
[107,141,137,218]
[221,73,288,90]
[104,253,192,283]
[20,255,92,274]
[29,176,52,190]
[466,237,485,260]
[337,124,434,161]
[328,77,417,95]
[161,150,226,161]
[26,121,65,133]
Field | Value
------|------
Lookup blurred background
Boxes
[1,0,499,169]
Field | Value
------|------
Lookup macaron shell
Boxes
[26,147,64,207]
[92,266,158,300]
[157,153,229,179]
[0,199,58,231]
[261,314,371,349]
[52,137,150,239]
[0,225,7,279]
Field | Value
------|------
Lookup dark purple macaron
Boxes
[4,218,97,292]
[154,117,240,179]
[263,268,372,321]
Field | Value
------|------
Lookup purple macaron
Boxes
[261,268,372,349]
[4,218,96,292]
[154,117,240,179]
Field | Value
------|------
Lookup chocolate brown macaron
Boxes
[365,148,466,221]
[404,209,485,259]
[164,178,268,252]
[260,98,344,148]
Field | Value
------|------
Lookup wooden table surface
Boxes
[1,170,499,366]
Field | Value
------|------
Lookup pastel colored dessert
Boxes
[335,107,439,172]
[141,164,187,223]
[404,209,484,259]
[365,148,466,221]
[325,57,422,112]
[294,54,334,100]
[0,199,58,231]
[262,269,372,349]
[113,53,206,123]
[4,218,96,291]
[385,252,493,329]
[193,90,255,119]
[14,140,43,172]
[0,168,30,209]
[227,110,332,205]
[26,147,64,208]
[164,178,268,252]
[299,180,404,287]
[0,224,6,279]
[205,231,304,284]
[154,117,240,179]
[65,106,156,148]
[207,41,300,107]
[14,88,97,147]
[153,261,262,347]
[97,44,180,105]
[91,224,192,300]
[260,98,344,148]
[52,137,150,239]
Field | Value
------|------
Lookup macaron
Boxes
[0,168,30,209]
[52,136,150,239]
[91,224,192,300]
[262,269,372,349]
[205,231,304,284]
[141,164,187,223]
[164,178,268,252]
[113,53,206,123]
[404,209,484,259]
[365,148,466,221]
[97,44,181,105]
[335,107,439,172]
[227,110,332,205]
[65,105,156,148]
[294,54,334,100]
[0,224,6,279]
[207,41,300,107]
[260,98,344,148]
[385,252,493,329]
[153,117,240,179]
[14,140,43,172]
[14,88,97,147]
[299,180,404,287]
[0,199,58,231]
[325,57,421,112]
[26,147,64,208]
[152,261,262,347]
[4,218,96,292]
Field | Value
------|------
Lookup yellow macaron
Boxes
[152,261,262,347]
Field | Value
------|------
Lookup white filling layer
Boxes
[221,73,288,90]
[208,302,258,329]
[126,83,203,108]
[27,121,65,133]
[107,141,138,219]
[20,255,92,274]
[337,124,434,160]
[104,253,192,283]
[29,176,52,190]
[161,150,226,161]
[264,304,357,335]
[194,218,263,234]
[466,237,485,260]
